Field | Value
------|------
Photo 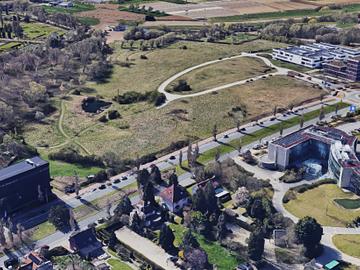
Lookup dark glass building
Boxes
[323,57,360,82]
[0,156,51,217]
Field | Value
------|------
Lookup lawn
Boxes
[0,41,21,51]
[44,2,95,14]
[107,259,133,270]
[48,158,102,178]
[22,22,65,39]
[333,234,360,259]
[31,221,56,241]
[165,56,272,94]
[284,184,360,227]
[169,224,243,270]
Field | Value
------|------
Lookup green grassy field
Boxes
[0,42,21,51]
[212,3,360,22]
[44,2,95,14]
[169,224,242,270]
[77,17,100,26]
[107,259,133,270]
[285,184,360,227]
[31,221,56,241]
[333,235,360,259]
[22,22,65,39]
[165,56,272,94]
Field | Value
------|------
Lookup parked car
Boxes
[169,155,176,160]
[4,258,18,269]
[64,185,75,194]
[121,176,128,181]
[99,184,106,190]
[113,179,121,184]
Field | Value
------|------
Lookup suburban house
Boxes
[191,177,231,203]
[131,201,163,228]
[69,228,104,259]
[159,183,190,213]
[18,251,53,270]
[0,156,52,218]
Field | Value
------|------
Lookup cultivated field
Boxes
[165,56,272,94]
[144,0,319,19]
[284,184,360,227]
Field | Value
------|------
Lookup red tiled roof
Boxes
[159,184,187,204]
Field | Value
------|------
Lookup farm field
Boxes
[165,56,272,94]
[333,235,360,259]
[284,184,360,227]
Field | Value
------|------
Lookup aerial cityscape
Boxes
[2,0,360,269]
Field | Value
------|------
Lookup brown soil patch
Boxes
[77,3,144,30]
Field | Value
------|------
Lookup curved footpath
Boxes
[234,158,360,266]
[157,52,325,107]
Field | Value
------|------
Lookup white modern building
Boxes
[263,125,360,193]
[272,42,360,69]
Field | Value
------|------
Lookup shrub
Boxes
[172,80,192,92]
[48,148,104,167]
[108,110,121,120]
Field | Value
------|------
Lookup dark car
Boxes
[240,127,246,131]
[169,155,176,160]
[99,184,106,190]
[64,185,75,194]
[121,176,128,181]
[113,179,121,184]
[4,258,18,269]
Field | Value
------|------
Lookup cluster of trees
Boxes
[126,4,167,17]
[113,90,166,106]
[0,218,28,250]
[123,26,166,41]
[0,14,24,39]
[28,6,78,29]
[261,19,360,45]
[0,24,110,133]
[172,80,192,92]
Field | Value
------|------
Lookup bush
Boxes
[49,148,104,167]
[154,93,166,106]
[172,80,192,92]
[140,54,148,59]
[99,115,108,122]
[108,110,121,120]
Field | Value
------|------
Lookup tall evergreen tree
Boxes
[159,224,175,252]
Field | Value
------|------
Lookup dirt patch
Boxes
[76,3,144,30]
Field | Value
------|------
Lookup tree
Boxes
[212,124,218,141]
[216,213,227,241]
[48,205,70,230]
[300,114,304,129]
[143,181,156,206]
[184,247,210,270]
[74,171,80,198]
[150,164,162,184]
[204,181,218,214]
[319,106,325,121]
[247,229,264,261]
[159,224,175,252]
[279,122,284,136]
[16,223,24,243]
[0,222,6,247]
[179,150,183,167]
[69,208,77,231]
[169,173,178,186]
[181,230,199,249]
[105,199,112,219]
[273,105,278,117]
[192,188,207,214]
[236,119,241,132]
[137,169,150,189]
[249,199,266,221]
[295,216,323,258]
[234,187,250,207]
[114,195,133,217]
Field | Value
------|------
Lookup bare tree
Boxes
[319,106,325,121]
[106,199,112,219]
[237,139,242,155]
[300,114,304,129]
[212,124,218,141]
[74,171,80,199]
[279,123,284,136]
[69,209,76,231]
[0,221,6,247]
[215,148,220,163]
[236,119,241,132]
[273,105,278,117]
[179,150,183,167]
[16,223,23,243]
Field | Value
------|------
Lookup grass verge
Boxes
[333,234,360,259]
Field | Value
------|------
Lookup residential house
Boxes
[69,228,104,259]
[159,183,189,213]
[18,251,53,270]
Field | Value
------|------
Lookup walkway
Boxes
[157,52,327,107]
[233,157,360,266]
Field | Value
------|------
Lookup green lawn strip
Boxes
[107,258,133,270]
[176,102,348,174]
[31,221,57,241]
[333,234,360,259]
[0,41,21,51]
[47,158,103,178]
[44,2,95,14]
[334,198,360,210]
[77,17,100,26]
[169,224,242,270]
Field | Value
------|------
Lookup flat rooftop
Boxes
[272,125,356,149]
[0,156,48,182]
